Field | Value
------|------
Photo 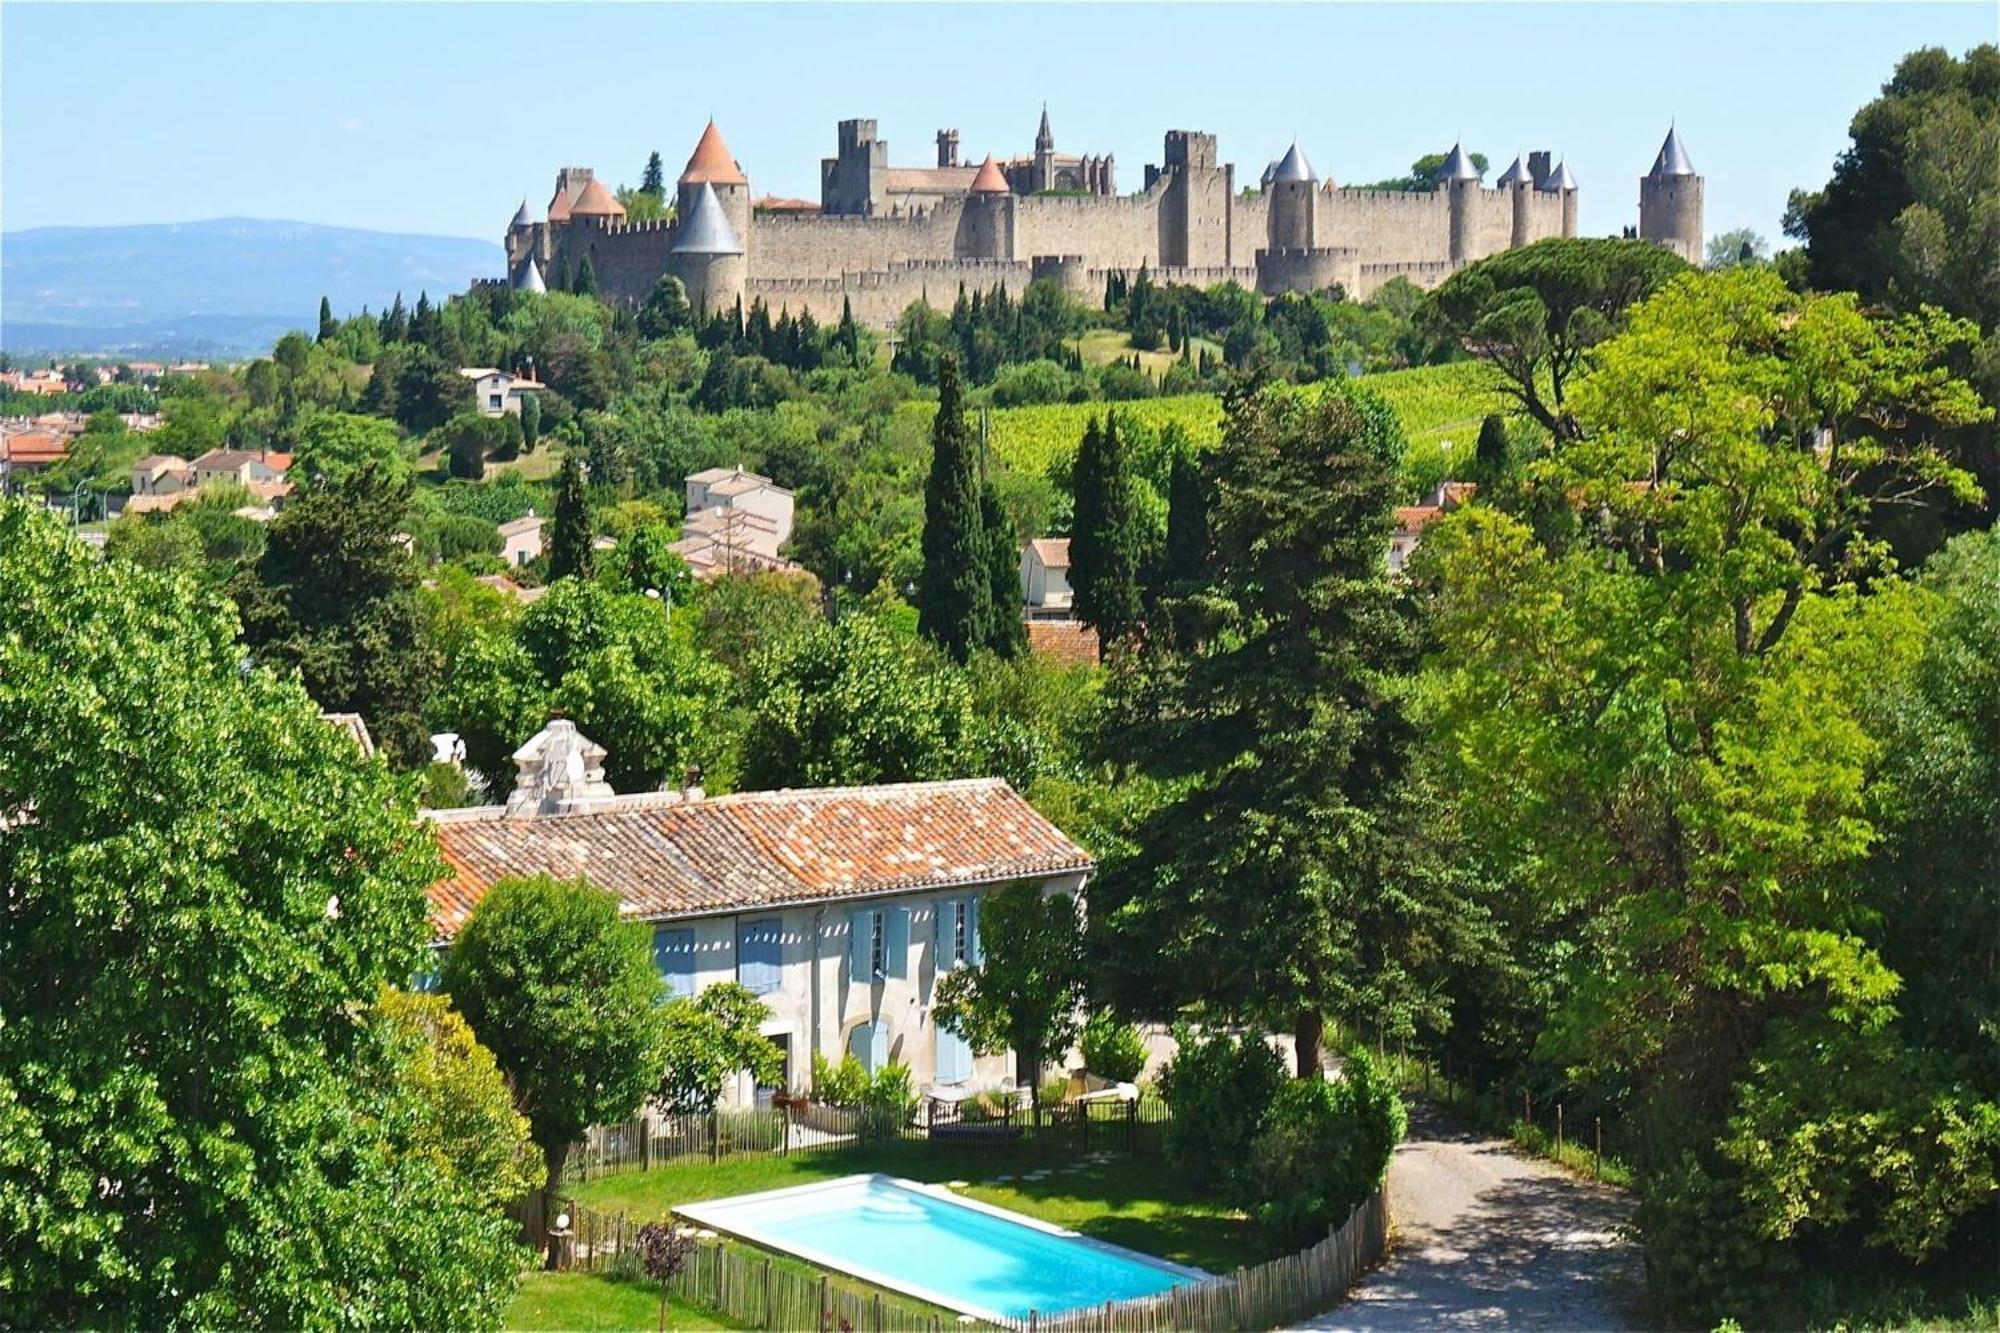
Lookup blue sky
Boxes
[3,3,1991,247]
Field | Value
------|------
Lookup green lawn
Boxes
[566,1144,1270,1275]
[506,1271,747,1332]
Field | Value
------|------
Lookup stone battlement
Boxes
[495,116,1701,329]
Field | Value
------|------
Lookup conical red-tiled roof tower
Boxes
[680,120,747,187]
[969,155,1010,194]
[569,177,627,220]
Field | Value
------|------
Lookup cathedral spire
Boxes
[1035,104,1054,154]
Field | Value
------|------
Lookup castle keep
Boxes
[497,114,1705,325]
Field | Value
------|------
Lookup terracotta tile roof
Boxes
[2,433,67,466]
[547,186,573,223]
[970,156,1011,195]
[1025,618,1099,665]
[755,196,821,215]
[680,120,747,187]
[1394,505,1443,532]
[426,777,1091,938]
[885,166,980,195]
[1027,537,1071,568]
[569,178,627,218]
[123,492,191,515]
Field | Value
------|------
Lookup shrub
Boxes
[811,1052,916,1139]
[1245,1047,1406,1246]
[1156,1023,1287,1192]
[1081,1010,1147,1083]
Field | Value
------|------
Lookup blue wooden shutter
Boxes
[884,907,910,979]
[968,896,984,965]
[653,926,696,999]
[849,909,874,980]
[847,1022,871,1069]
[869,1019,890,1073]
[936,1026,971,1085]
[932,898,950,961]
[737,918,782,995]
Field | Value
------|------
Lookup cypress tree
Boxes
[317,296,337,344]
[838,297,862,365]
[519,392,541,453]
[1162,427,1208,588]
[575,251,598,298]
[640,150,665,199]
[1069,410,1144,654]
[917,355,992,662]
[1473,412,1512,485]
[380,293,407,344]
[549,452,595,582]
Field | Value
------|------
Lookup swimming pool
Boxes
[673,1174,1208,1323]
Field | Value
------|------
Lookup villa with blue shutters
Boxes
[426,720,1094,1106]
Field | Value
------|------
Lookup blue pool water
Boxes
[675,1174,1201,1320]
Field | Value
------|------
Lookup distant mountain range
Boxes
[1,218,503,359]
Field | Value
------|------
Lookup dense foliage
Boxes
[0,504,519,1327]
[1246,1049,1405,1246]
[441,874,664,1191]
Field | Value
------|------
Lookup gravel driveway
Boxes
[1295,1104,1643,1331]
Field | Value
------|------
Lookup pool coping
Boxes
[672,1172,1212,1325]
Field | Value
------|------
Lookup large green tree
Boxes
[656,983,786,1115]
[1424,237,1689,439]
[917,355,992,661]
[428,577,725,791]
[1069,412,1145,652]
[0,502,519,1326]
[1090,382,1432,1076]
[442,874,664,1192]
[233,467,437,767]
[739,616,972,789]
[1421,267,1994,1318]
[933,882,1086,1110]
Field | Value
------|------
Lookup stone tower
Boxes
[936,128,960,169]
[1266,142,1318,249]
[1033,105,1056,193]
[1543,158,1580,238]
[957,155,1015,260]
[822,119,889,215]
[1438,142,1482,265]
[678,120,751,254]
[1498,155,1534,248]
[668,181,746,317]
[1638,127,1703,264]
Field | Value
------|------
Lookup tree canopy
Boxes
[441,874,664,1191]
[0,502,519,1326]
[1424,237,1689,439]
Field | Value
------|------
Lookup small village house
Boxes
[1019,538,1074,619]
[672,466,804,580]
[458,367,544,418]
[425,720,1092,1107]
[498,512,544,567]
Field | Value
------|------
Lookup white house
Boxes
[424,721,1091,1107]
[1020,538,1074,618]
[498,512,544,567]
[459,368,544,418]
[191,448,291,489]
[683,466,794,557]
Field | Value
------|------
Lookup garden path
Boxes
[1294,1104,1642,1331]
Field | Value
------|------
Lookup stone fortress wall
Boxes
[498,114,1704,328]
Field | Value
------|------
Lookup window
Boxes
[653,926,696,999]
[849,906,909,981]
[935,1025,973,1086]
[848,1019,889,1074]
[935,897,983,970]
[487,393,502,410]
[736,918,782,995]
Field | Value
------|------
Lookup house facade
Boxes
[1020,538,1074,618]
[425,720,1092,1107]
[498,512,544,567]
[459,367,544,417]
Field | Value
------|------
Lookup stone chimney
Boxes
[506,718,615,816]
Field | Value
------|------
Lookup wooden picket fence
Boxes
[1027,1188,1389,1333]
[512,1183,1388,1333]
